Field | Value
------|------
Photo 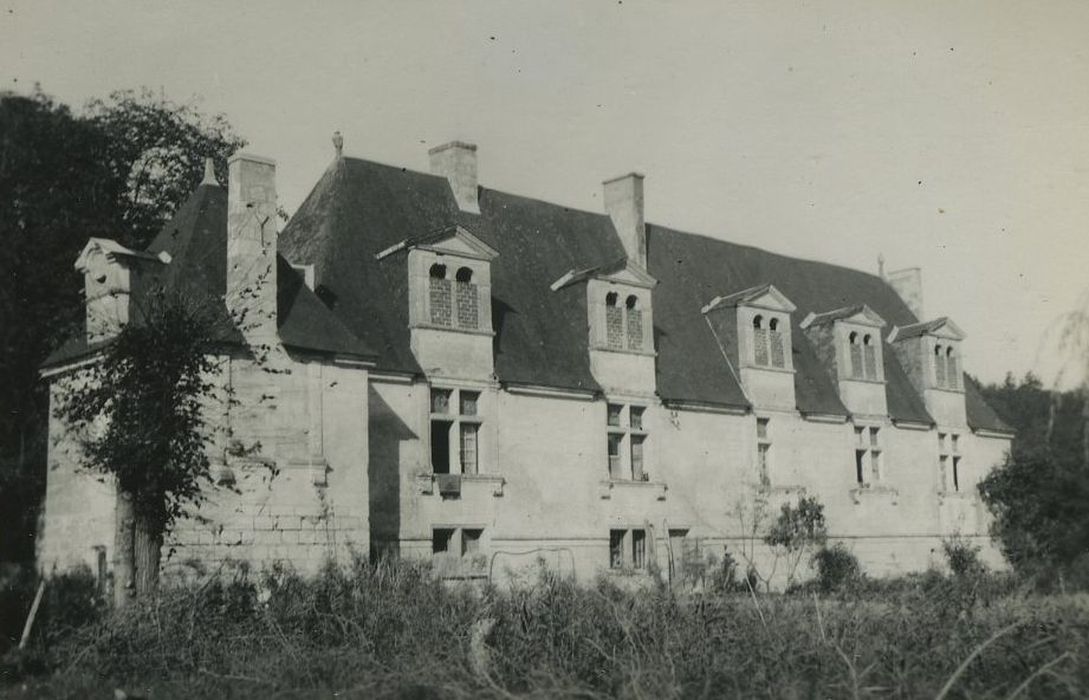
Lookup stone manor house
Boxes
[38,137,1013,586]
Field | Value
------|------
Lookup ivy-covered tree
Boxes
[54,289,220,605]
[0,86,244,563]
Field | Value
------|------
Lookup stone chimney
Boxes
[429,141,479,214]
[886,267,924,320]
[603,172,647,268]
[226,153,279,352]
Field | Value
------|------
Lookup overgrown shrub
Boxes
[811,543,862,594]
[3,557,1089,698]
[943,535,985,578]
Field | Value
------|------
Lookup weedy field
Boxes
[2,558,1088,699]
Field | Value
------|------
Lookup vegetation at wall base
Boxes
[2,557,1088,699]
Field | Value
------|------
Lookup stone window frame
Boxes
[609,528,647,570]
[938,430,962,492]
[429,386,485,475]
[756,416,773,487]
[606,401,649,481]
[853,423,883,487]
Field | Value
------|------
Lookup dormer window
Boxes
[552,258,657,358]
[887,317,966,399]
[382,224,498,341]
[800,304,886,385]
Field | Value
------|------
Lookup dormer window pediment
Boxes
[888,317,966,393]
[801,304,887,384]
[703,284,797,372]
[389,225,497,336]
[552,258,657,356]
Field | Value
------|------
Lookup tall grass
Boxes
[3,556,1088,698]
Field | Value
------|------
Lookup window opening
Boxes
[432,528,455,554]
[753,315,769,366]
[632,530,646,569]
[769,317,785,368]
[431,387,485,475]
[757,417,772,487]
[429,263,452,326]
[863,334,878,380]
[934,344,947,387]
[462,528,482,555]
[849,331,863,378]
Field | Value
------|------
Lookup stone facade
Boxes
[37,141,1013,589]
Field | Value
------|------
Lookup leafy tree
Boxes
[978,373,1089,586]
[765,495,828,588]
[0,87,244,563]
[54,289,220,605]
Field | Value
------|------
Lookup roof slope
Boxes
[44,181,372,368]
[279,155,1005,431]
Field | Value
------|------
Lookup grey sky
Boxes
[3,1,1087,387]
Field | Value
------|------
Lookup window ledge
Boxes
[599,479,668,501]
[757,484,807,498]
[416,472,505,497]
[938,490,975,502]
[590,344,658,358]
[849,484,899,505]
[740,364,796,375]
[840,376,886,385]
[411,322,495,337]
[605,567,652,577]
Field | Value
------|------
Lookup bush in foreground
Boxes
[2,557,1088,698]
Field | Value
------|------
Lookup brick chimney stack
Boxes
[603,172,647,268]
[429,141,479,214]
[226,153,280,353]
[886,267,924,321]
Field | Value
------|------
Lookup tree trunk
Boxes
[133,510,162,596]
[113,486,136,609]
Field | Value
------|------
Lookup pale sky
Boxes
[2,1,1087,388]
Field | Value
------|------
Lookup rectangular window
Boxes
[631,529,646,569]
[606,402,649,481]
[608,434,623,479]
[459,390,479,416]
[430,420,451,474]
[609,530,625,569]
[757,418,772,486]
[939,432,961,492]
[850,343,864,378]
[431,388,452,414]
[432,527,455,554]
[769,329,785,368]
[431,387,485,475]
[631,435,645,480]
[459,423,479,475]
[854,426,881,484]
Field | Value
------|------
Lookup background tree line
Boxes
[0,86,243,564]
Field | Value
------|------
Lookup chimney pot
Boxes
[429,141,479,214]
[603,172,647,268]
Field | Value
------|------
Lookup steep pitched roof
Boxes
[277,155,1005,431]
[43,181,373,369]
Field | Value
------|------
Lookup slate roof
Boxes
[42,181,374,369]
[277,155,1008,433]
